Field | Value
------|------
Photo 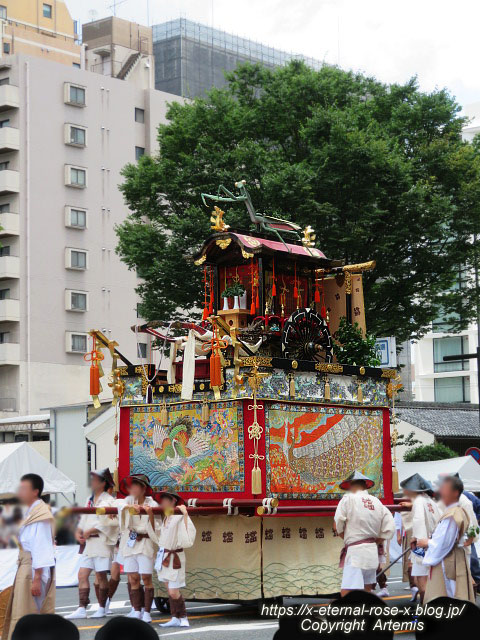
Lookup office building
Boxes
[0,0,81,67]
[0,17,180,419]
[152,18,322,98]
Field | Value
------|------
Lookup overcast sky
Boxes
[66,0,480,109]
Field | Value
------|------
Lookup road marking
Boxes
[76,609,257,631]
[159,622,278,636]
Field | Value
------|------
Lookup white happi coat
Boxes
[411,493,440,566]
[79,492,118,558]
[335,490,395,570]
[147,514,196,584]
[116,495,158,558]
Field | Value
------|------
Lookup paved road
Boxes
[56,565,473,639]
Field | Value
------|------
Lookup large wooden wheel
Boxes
[282,308,333,363]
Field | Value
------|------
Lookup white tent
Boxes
[0,442,76,498]
[397,456,480,492]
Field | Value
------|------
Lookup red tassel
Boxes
[90,365,100,396]
[255,291,260,310]
[202,307,209,321]
[250,300,256,315]
[321,305,327,319]
[314,288,320,303]
[210,353,221,388]
[294,285,298,298]
[208,299,213,314]
[272,282,276,297]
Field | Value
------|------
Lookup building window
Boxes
[72,63,81,69]
[66,248,88,270]
[433,336,469,373]
[0,245,10,256]
[43,4,52,19]
[0,331,10,344]
[66,124,87,147]
[135,146,145,160]
[434,377,470,403]
[66,290,88,312]
[65,83,86,107]
[0,161,9,171]
[3,43,9,55]
[137,342,147,358]
[65,165,87,188]
[66,332,88,353]
[0,288,10,299]
[66,206,87,229]
[0,119,9,128]
[0,203,10,213]
[0,78,9,86]
[135,108,145,123]
[0,6,6,20]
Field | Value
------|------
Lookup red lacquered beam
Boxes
[185,498,279,507]
[65,506,254,516]
[257,504,411,516]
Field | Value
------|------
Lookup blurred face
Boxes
[160,495,176,511]
[403,489,416,501]
[439,480,459,506]
[129,481,146,500]
[18,479,39,506]
[350,481,367,493]
[90,474,106,494]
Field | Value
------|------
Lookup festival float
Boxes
[83,181,400,601]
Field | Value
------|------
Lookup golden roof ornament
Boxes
[302,225,316,248]
[210,206,230,232]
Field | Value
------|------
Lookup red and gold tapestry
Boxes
[129,401,244,493]
[266,403,384,499]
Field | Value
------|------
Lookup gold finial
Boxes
[210,206,230,232]
[302,225,316,248]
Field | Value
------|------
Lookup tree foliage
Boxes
[116,62,480,340]
[333,318,381,366]
[403,443,458,462]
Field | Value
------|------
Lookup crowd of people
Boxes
[334,469,480,603]
[1,467,479,639]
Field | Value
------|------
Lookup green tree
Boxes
[116,62,480,339]
[333,317,381,366]
[403,443,458,462]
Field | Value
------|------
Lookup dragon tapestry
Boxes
[266,403,384,499]
[130,401,244,492]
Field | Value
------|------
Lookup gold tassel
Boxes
[391,466,399,493]
[289,374,295,398]
[160,401,168,426]
[357,384,363,403]
[113,468,119,493]
[251,467,262,494]
[201,396,210,423]
[324,378,330,401]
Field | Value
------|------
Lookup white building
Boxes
[0,17,181,420]
[411,104,480,405]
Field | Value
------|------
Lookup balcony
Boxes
[0,127,19,153]
[0,170,19,194]
[0,299,20,322]
[0,342,20,364]
[0,212,19,236]
[0,256,20,279]
[0,85,19,112]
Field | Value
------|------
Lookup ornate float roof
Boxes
[193,232,344,267]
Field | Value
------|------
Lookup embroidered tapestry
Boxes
[266,403,384,499]
[130,401,244,492]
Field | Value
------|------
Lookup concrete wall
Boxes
[393,419,435,462]
[49,404,88,506]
